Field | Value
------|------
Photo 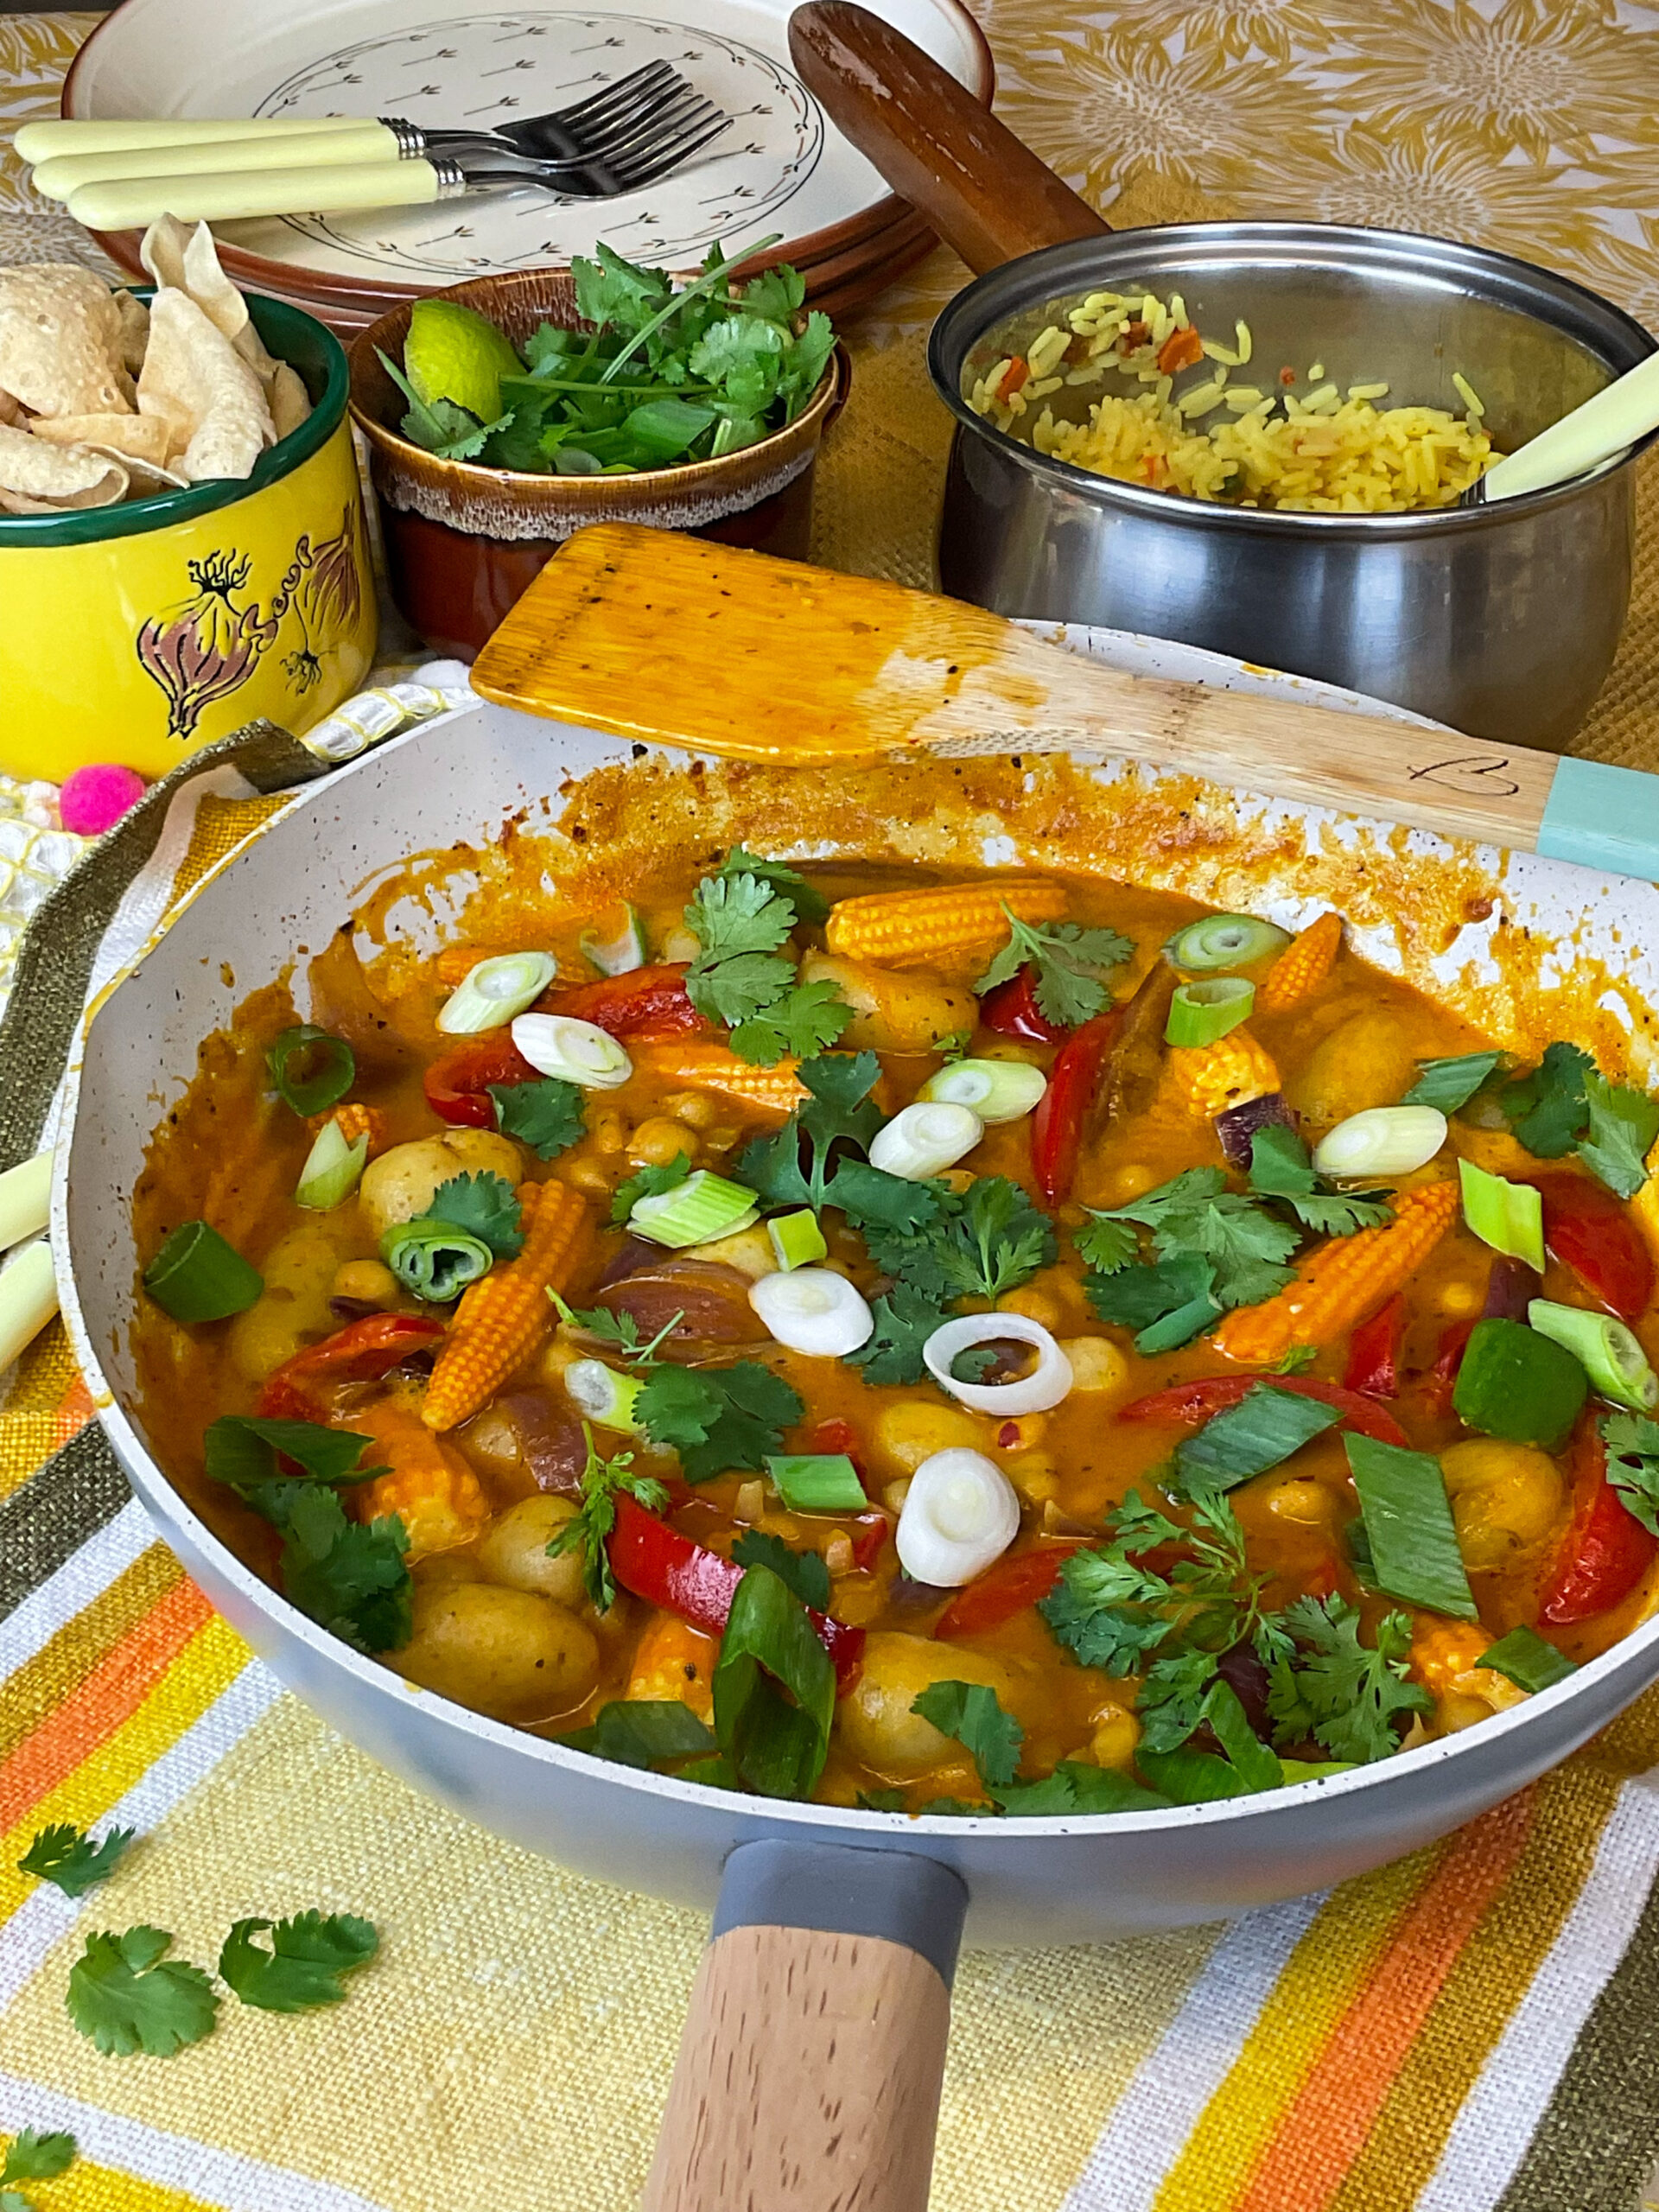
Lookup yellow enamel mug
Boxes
[0,292,377,782]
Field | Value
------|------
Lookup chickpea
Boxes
[1438,1690,1497,1735]
[332,1258,399,1308]
[474,1496,587,1608]
[1107,1163,1160,1203]
[1435,1277,1484,1317]
[996,1286,1064,1331]
[391,1583,599,1723]
[703,1124,742,1155]
[882,1478,912,1515]
[1088,1705,1141,1771]
[458,1402,526,1478]
[590,1108,629,1155]
[837,1634,1019,1777]
[1440,1438,1565,1573]
[734,1479,766,1523]
[1003,1451,1059,1503]
[1059,1336,1131,1396]
[659,925,700,963]
[359,1130,523,1240]
[561,1156,619,1199]
[873,1398,988,1475]
[628,1116,698,1168]
[1255,1475,1337,1531]
[823,1533,855,1576]
[663,1090,720,1130]
[992,1413,1047,1452]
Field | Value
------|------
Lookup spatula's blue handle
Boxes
[1539,756,1659,882]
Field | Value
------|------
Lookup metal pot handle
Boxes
[788,0,1111,276]
[642,1838,968,2211]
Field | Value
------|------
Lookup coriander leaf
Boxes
[1247,1123,1393,1236]
[1136,1683,1281,1802]
[689,947,797,1029]
[1085,1254,1221,1352]
[556,1700,716,1770]
[738,265,806,322]
[1265,1594,1430,1763]
[911,1681,1024,1788]
[1578,1071,1659,1199]
[830,1160,944,1242]
[548,1424,669,1611]
[1084,1166,1297,1312]
[687,869,796,962]
[1602,1409,1659,1536]
[635,1360,804,1483]
[728,977,851,1067]
[18,1821,135,1899]
[280,1485,412,1655]
[855,1787,909,1812]
[1402,1052,1506,1113]
[203,1415,386,1499]
[611,1152,690,1225]
[1039,1535,1184,1673]
[720,848,829,926]
[847,1284,952,1386]
[995,1763,1173,1815]
[732,1528,831,1611]
[417,1171,524,1258]
[489,1077,586,1160]
[1501,1041,1593,1158]
[0,2131,75,2185]
[1282,1189,1395,1236]
[930,1176,1057,1301]
[572,239,670,330]
[554,1297,684,1368]
[219,1910,378,2013]
[1135,1645,1221,1753]
[66,1927,219,2056]
[1075,1212,1140,1272]
[976,910,1133,1027]
[714,1562,836,1798]
[737,1051,883,1212]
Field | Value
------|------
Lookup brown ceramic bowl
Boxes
[348,268,849,658]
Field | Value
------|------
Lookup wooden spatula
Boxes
[470,524,1659,882]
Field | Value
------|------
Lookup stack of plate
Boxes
[61,0,989,333]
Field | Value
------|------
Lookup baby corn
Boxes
[1168,1029,1280,1121]
[634,1042,806,1116]
[824,880,1069,969]
[423,1179,593,1431]
[1258,911,1343,1013]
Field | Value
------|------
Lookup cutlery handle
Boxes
[1484,351,1659,502]
[31,123,400,203]
[67,157,448,229]
[16,115,378,163]
[788,0,1109,273]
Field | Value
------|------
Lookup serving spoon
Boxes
[1464,349,1659,503]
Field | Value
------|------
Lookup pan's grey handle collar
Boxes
[715,1838,969,1987]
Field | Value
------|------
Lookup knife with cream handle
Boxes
[30,122,403,200]
[67,158,462,230]
[14,114,378,162]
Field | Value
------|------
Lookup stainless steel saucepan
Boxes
[54,688,1659,2208]
[789,2,1656,750]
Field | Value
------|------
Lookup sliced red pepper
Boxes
[253,1313,447,1420]
[1424,1318,1476,1418]
[608,1495,864,1688]
[540,964,704,1042]
[1031,1008,1121,1205]
[995,357,1030,401]
[934,1544,1084,1639]
[1539,1421,1658,1624]
[423,1033,539,1128]
[1156,325,1205,375]
[1344,1294,1406,1399]
[980,968,1070,1046]
[1117,1375,1409,1447]
[849,1511,890,1573]
[1532,1173,1654,1323]
[805,1417,865,1477]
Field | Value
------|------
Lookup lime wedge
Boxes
[403,299,524,424]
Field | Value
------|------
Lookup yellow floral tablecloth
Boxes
[9,10,1659,2212]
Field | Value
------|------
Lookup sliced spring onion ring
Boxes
[922,1312,1074,1414]
[868,1101,983,1180]
[580,905,647,977]
[1459,1157,1546,1274]
[768,1209,828,1271]
[895,1447,1020,1586]
[1165,977,1255,1048]
[564,1357,645,1433]
[749,1267,874,1356]
[381,1219,493,1302]
[1528,1300,1659,1411]
[1313,1105,1446,1179]
[918,1058,1047,1124]
[436,951,556,1035]
[511,1013,632,1090]
[1166,913,1291,971]
[630,1168,759,1249]
[143,1219,264,1323]
[766,1452,868,1511]
[295,1118,369,1211]
[266,1025,355,1117]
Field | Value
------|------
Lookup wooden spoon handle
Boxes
[788,0,1110,273]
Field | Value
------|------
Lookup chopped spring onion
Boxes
[580,905,648,977]
[1528,1299,1659,1411]
[1313,1106,1447,1179]
[923,1312,1074,1414]
[0,1241,57,1372]
[1402,1052,1504,1114]
[630,1168,759,1249]
[918,1058,1048,1124]
[1459,1157,1546,1274]
[1173,1382,1341,1495]
[1344,1434,1478,1619]
[564,1357,645,1433]
[266,1026,355,1117]
[767,1209,828,1271]
[436,951,556,1035]
[511,1013,632,1090]
[143,1219,263,1323]
[713,1559,837,1799]
[1452,1317,1586,1452]
[749,1267,874,1356]
[556,1699,715,1768]
[0,1148,51,1250]
[868,1101,983,1180]
[766,1452,868,1512]
[1479,1624,1578,1694]
[896,1447,1020,1586]
[380,1219,493,1302]
[1165,977,1255,1048]
[295,1118,369,1211]
[1165,913,1291,971]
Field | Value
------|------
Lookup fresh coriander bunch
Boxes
[378,241,836,477]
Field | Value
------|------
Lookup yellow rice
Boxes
[968,288,1494,513]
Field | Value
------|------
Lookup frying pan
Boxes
[786,2,1658,750]
[54,664,1659,2208]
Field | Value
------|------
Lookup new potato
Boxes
[394,1582,598,1723]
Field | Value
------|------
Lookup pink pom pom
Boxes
[60,764,148,837]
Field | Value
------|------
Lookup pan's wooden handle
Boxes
[644,1840,969,2212]
[788,0,1110,273]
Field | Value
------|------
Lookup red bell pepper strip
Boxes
[1532,1173,1655,1323]
[1344,1294,1406,1399]
[934,1544,1084,1639]
[849,1512,890,1572]
[1425,1318,1476,1418]
[423,1034,539,1128]
[540,964,704,1041]
[805,1417,866,1478]
[980,968,1070,1046]
[1031,1008,1122,1205]
[1539,1421,1658,1624]
[253,1313,447,1420]
[1117,1375,1409,1447]
[608,1495,865,1688]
